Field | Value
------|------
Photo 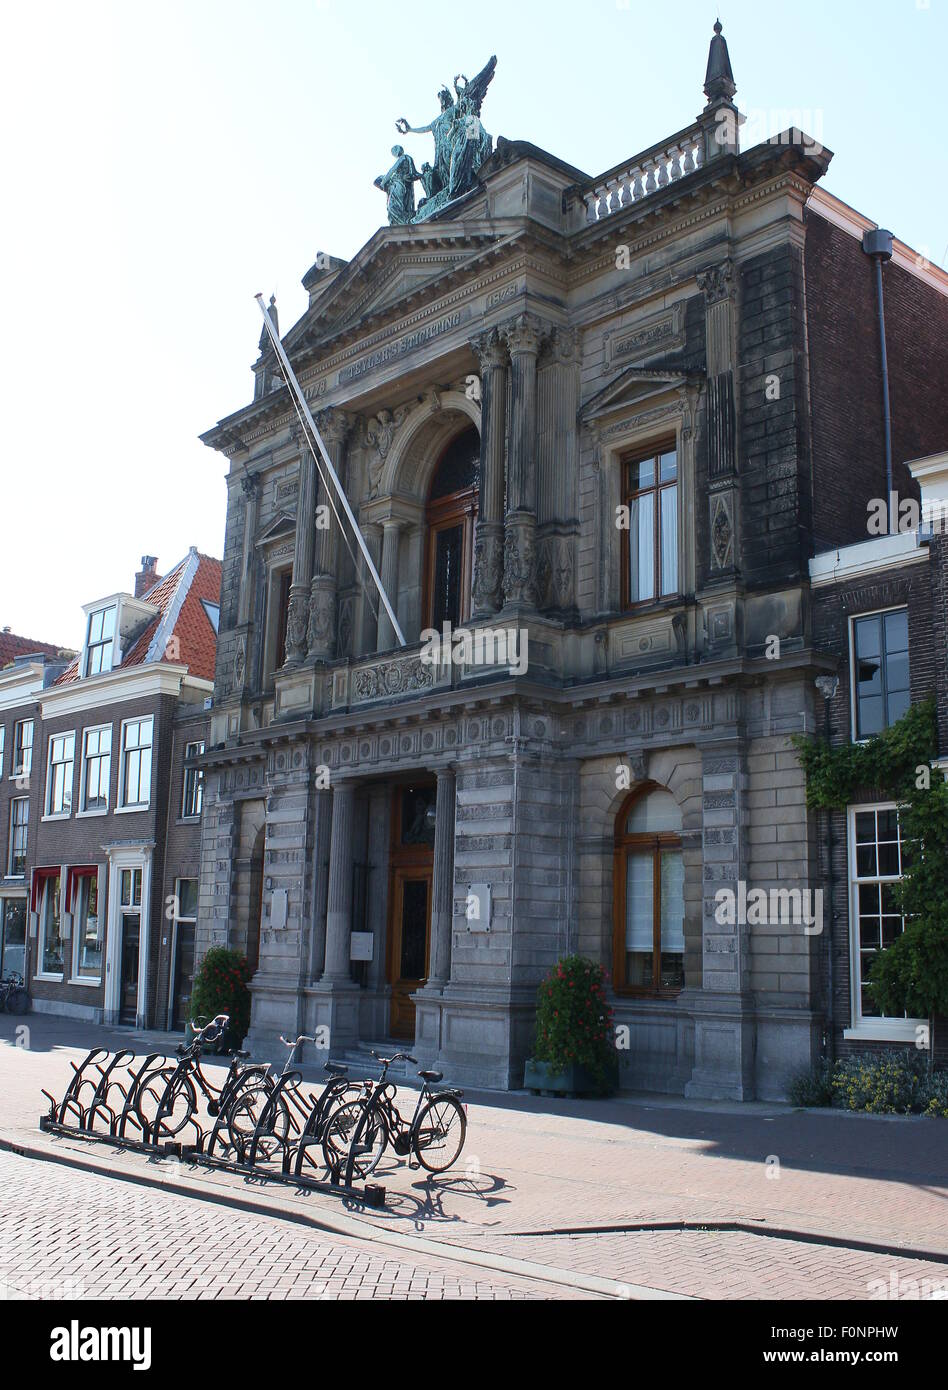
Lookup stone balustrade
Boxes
[574,124,705,224]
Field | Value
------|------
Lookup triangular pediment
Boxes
[255,512,296,547]
[580,365,702,423]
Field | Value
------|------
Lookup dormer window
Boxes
[85,606,117,676]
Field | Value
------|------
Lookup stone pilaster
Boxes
[308,408,350,661]
[684,744,756,1100]
[471,329,507,616]
[322,781,356,982]
[426,767,456,988]
[307,788,331,982]
[502,313,543,609]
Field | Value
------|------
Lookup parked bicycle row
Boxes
[40,1015,468,1189]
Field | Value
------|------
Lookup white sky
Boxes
[2,0,946,648]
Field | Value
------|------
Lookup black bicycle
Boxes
[135,1014,272,1147]
[0,973,28,1014]
[322,1051,466,1184]
[231,1034,358,1174]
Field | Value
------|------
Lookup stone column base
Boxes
[413,984,538,1090]
[302,979,361,1053]
[681,989,757,1101]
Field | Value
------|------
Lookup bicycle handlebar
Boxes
[279,1034,316,1049]
[369,1050,418,1065]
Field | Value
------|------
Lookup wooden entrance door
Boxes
[388,868,432,1038]
[119,915,140,1025]
[387,782,436,1040]
[172,923,195,1031]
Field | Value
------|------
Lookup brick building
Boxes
[24,550,220,1029]
[196,25,947,1096]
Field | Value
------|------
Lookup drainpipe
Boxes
[862,229,895,532]
[814,674,839,1062]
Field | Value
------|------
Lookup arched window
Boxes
[424,425,479,629]
[613,785,685,994]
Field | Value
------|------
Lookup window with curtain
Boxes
[621,442,679,607]
[614,786,685,994]
[72,871,102,981]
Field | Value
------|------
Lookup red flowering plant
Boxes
[189,947,252,1050]
[532,955,616,1090]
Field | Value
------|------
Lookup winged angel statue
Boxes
[375,56,497,225]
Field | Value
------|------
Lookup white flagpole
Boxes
[254,292,406,648]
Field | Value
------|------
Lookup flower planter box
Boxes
[523,1057,618,1098]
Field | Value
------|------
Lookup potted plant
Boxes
[524,955,618,1096]
[188,947,252,1052]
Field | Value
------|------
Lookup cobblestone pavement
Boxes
[0,1150,576,1301]
[4,1016,948,1301]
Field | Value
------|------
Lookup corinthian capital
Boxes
[696,259,733,305]
[502,312,545,358]
[315,406,352,448]
[470,326,507,373]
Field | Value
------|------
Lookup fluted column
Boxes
[502,314,543,609]
[285,438,317,665]
[307,788,332,982]
[375,519,402,650]
[471,330,507,617]
[322,782,356,983]
[427,768,456,988]
[308,408,351,660]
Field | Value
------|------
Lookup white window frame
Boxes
[84,604,117,677]
[0,725,5,779]
[79,724,112,816]
[12,719,33,780]
[44,730,75,820]
[7,797,28,878]
[117,716,154,812]
[37,872,65,981]
[181,741,205,819]
[103,846,152,1026]
[69,867,105,986]
[848,605,910,744]
[844,802,923,1042]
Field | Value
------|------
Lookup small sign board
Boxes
[270,889,288,930]
[350,931,374,962]
[466,883,491,932]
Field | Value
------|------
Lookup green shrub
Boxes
[189,947,252,1049]
[787,1058,835,1108]
[831,1051,930,1115]
[532,955,616,1091]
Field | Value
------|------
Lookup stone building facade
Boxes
[198,26,948,1098]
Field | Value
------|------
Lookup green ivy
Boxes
[791,696,937,810]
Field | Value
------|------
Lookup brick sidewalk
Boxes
[4,1014,948,1300]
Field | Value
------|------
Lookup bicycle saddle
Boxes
[418,1069,443,1084]
[231,1049,250,1059]
[324,1062,348,1076]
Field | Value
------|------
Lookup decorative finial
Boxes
[704,18,737,104]
[258,293,278,354]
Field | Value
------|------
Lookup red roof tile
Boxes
[0,631,67,669]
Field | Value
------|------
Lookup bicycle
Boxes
[135,1014,272,1148]
[322,1051,466,1185]
[0,973,28,1014]
[232,1034,358,1173]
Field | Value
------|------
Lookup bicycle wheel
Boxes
[322,1101,388,1181]
[239,1088,292,1164]
[413,1095,466,1173]
[5,988,28,1015]
[136,1070,197,1139]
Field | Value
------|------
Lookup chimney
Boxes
[135,555,160,598]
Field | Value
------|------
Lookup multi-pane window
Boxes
[40,874,63,976]
[0,725,5,778]
[85,606,116,676]
[121,867,142,909]
[614,787,685,994]
[72,871,102,980]
[622,443,679,606]
[45,732,75,816]
[852,608,910,739]
[13,720,33,779]
[120,717,153,808]
[81,726,111,812]
[181,741,205,818]
[8,799,28,876]
[850,805,910,1024]
[273,568,292,669]
[424,426,479,630]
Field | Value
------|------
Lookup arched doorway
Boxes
[423,424,479,629]
[386,779,436,1038]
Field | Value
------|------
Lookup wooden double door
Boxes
[386,783,436,1039]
